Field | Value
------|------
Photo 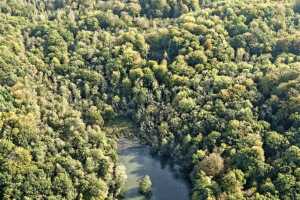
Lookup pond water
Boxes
[118,138,190,200]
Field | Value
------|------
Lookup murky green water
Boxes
[118,139,189,200]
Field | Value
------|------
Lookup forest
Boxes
[0,0,300,199]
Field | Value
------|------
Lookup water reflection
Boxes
[118,139,189,200]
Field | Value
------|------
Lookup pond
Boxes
[118,138,190,200]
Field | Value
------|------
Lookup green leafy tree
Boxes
[198,153,224,177]
[139,175,152,196]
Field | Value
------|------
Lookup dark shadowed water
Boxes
[118,139,189,200]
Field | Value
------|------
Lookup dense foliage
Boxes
[0,0,300,199]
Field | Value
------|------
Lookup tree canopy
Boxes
[0,0,300,199]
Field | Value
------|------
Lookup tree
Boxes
[187,50,207,66]
[264,131,289,155]
[139,175,152,196]
[275,173,296,196]
[221,169,245,193]
[178,97,196,112]
[115,165,127,196]
[53,173,76,199]
[198,153,224,177]
[129,67,144,80]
